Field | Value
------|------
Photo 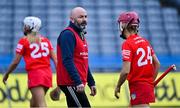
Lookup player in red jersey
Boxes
[3,16,57,108]
[114,11,160,107]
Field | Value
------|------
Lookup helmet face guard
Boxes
[118,22,125,32]
[118,22,127,39]
[118,22,126,39]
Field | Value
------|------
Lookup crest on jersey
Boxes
[131,93,136,100]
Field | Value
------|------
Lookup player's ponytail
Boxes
[27,33,41,44]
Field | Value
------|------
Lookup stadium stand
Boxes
[0,0,180,72]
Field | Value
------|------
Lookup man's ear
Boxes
[70,17,74,23]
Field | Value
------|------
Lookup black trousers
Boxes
[59,85,91,108]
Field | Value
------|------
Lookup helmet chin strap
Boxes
[24,26,34,36]
[120,29,127,39]
[118,22,127,40]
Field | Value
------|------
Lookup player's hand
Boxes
[3,73,9,85]
[50,87,61,101]
[76,84,84,93]
[114,86,121,99]
[90,86,97,96]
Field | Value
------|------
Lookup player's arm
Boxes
[48,39,57,69]
[50,50,57,69]
[116,61,130,88]
[87,66,95,87]
[3,53,22,84]
[115,42,132,99]
[152,54,160,80]
[87,66,96,96]
[49,47,60,101]
[115,61,130,99]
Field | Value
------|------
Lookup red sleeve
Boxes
[122,42,132,62]
[16,38,25,55]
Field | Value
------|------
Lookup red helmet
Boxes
[117,11,140,26]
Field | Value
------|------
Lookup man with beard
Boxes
[55,7,96,107]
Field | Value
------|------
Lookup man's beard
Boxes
[74,20,87,30]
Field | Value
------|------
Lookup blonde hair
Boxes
[26,33,41,44]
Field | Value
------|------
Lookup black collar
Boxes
[69,21,85,40]
[69,21,82,35]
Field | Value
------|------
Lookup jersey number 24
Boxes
[137,46,152,67]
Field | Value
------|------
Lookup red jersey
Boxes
[122,34,155,85]
[57,27,89,85]
[16,35,53,71]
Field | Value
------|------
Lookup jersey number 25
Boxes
[137,46,152,67]
[30,42,49,58]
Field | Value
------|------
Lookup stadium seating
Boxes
[0,0,180,72]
